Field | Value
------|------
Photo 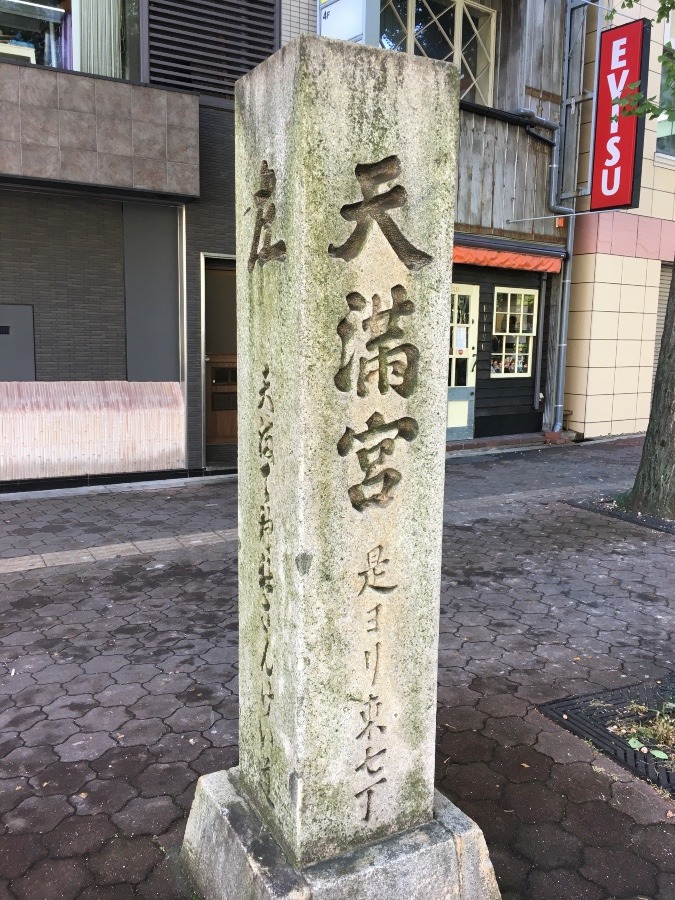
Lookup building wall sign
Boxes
[317,0,379,45]
[590,19,651,211]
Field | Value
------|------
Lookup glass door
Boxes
[204,257,237,470]
[447,284,479,440]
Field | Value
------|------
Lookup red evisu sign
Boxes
[590,19,650,211]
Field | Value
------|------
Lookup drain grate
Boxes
[540,676,675,797]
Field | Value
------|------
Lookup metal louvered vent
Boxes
[147,0,278,102]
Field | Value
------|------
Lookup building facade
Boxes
[566,0,675,438]
[0,0,671,487]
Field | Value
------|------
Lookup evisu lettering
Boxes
[590,19,650,211]
[602,38,628,196]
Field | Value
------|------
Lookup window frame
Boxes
[490,286,539,379]
[380,0,496,106]
[656,13,675,158]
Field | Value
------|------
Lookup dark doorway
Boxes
[204,257,237,469]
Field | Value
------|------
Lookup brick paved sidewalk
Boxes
[0,438,673,899]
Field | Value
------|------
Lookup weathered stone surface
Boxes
[180,770,500,900]
[233,33,459,870]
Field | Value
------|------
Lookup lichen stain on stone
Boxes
[295,552,313,576]
[289,770,301,808]
[399,765,433,819]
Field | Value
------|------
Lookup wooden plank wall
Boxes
[456,113,561,241]
[482,0,565,118]
[522,0,566,123]
[455,0,567,242]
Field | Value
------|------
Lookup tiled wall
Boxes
[184,106,236,469]
[0,190,127,381]
[0,63,199,196]
[566,253,660,438]
[566,1,673,437]
[281,0,316,44]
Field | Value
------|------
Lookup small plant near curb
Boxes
[541,677,675,796]
[603,490,631,511]
[607,701,675,765]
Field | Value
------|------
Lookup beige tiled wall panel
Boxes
[567,257,659,437]
[281,0,317,44]
[0,382,186,480]
[0,64,199,197]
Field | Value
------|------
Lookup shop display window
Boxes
[0,0,140,80]
[490,287,538,377]
[0,0,65,67]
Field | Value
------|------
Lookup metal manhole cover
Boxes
[540,676,675,797]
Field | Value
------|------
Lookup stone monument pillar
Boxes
[181,34,500,900]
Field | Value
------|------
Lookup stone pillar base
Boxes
[180,768,501,900]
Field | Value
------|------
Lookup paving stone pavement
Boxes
[0,438,674,899]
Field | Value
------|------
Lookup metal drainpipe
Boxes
[553,213,576,431]
[513,108,576,431]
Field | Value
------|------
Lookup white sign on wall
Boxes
[317,0,380,46]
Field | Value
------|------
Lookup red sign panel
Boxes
[590,19,650,211]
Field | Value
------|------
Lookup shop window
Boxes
[0,0,64,66]
[0,0,140,80]
[657,49,675,156]
[380,0,495,106]
[656,14,675,157]
[490,287,538,377]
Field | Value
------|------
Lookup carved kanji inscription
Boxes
[337,412,418,511]
[328,156,432,271]
[248,162,287,273]
[335,285,419,399]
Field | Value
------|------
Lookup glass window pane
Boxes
[493,287,538,375]
[414,0,455,60]
[491,356,503,374]
[460,10,479,92]
[457,294,470,324]
[459,3,493,104]
[658,46,675,155]
[449,326,454,352]
[455,357,468,386]
[123,0,141,82]
[656,126,675,156]
[0,1,65,67]
[380,0,408,51]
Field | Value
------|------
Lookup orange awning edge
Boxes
[453,246,563,273]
